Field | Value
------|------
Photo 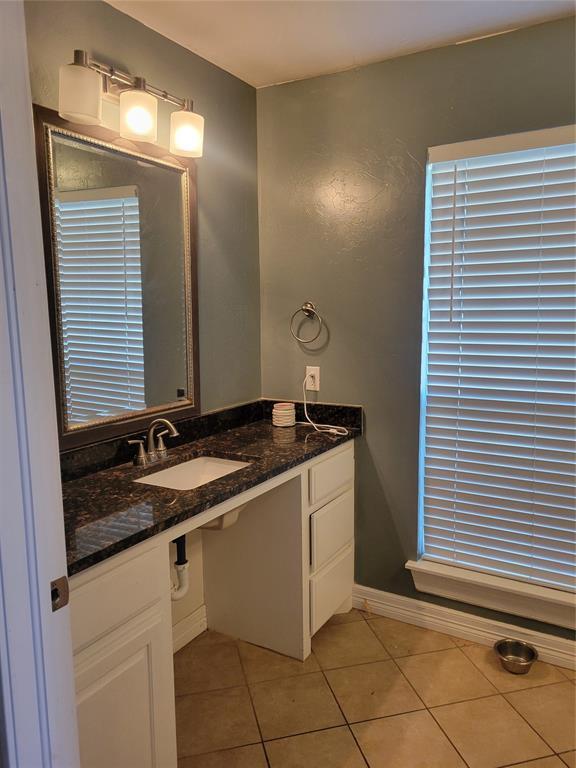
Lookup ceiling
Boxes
[106,0,575,88]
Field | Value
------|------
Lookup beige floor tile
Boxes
[431,695,552,768]
[558,666,576,680]
[238,640,319,683]
[395,648,496,706]
[265,726,366,767]
[506,682,576,753]
[178,743,268,768]
[462,643,567,692]
[312,620,389,670]
[450,635,475,647]
[352,710,466,768]
[501,759,565,768]
[560,751,576,768]
[174,642,245,695]
[250,672,344,740]
[190,629,237,647]
[326,608,366,626]
[325,659,424,722]
[368,617,457,657]
[176,686,260,757]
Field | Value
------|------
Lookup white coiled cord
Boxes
[297,373,349,436]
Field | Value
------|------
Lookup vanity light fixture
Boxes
[58,50,204,157]
[58,49,102,125]
[170,99,204,158]
[119,77,158,143]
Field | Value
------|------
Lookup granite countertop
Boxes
[64,420,357,576]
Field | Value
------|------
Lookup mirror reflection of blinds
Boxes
[55,188,146,425]
[420,139,576,593]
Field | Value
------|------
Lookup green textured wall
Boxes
[25,0,260,413]
[257,18,575,636]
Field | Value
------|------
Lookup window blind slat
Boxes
[420,138,576,594]
[55,191,146,425]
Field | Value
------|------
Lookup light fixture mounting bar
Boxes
[84,53,189,110]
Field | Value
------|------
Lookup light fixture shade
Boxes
[170,108,204,158]
[58,61,102,125]
[119,86,157,143]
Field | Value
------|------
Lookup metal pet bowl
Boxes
[494,639,538,675]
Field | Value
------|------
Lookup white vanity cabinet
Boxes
[307,448,355,634]
[202,442,355,658]
[68,440,355,767]
[69,544,177,768]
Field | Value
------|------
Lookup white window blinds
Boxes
[419,128,576,593]
[55,186,146,426]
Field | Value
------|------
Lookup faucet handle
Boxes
[156,429,171,459]
[127,438,147,467]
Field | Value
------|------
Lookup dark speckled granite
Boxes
[261,399,363,431]
[60,400,264,482]
[64,419,359,576]
[61,399,363,482]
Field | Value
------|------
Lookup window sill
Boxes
[406,559,575,630]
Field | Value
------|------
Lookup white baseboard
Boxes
[172,605,207,653]
[353,584,576,670]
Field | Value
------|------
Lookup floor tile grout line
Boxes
[387,654,473,768]
[458,645,573,696]
[428,692,556,766]
[178,625,572,765]
[384,638,556,768]
[262,721,365,743]
[425,700,475,768]
[177,739,264,763]
[235,642,272,768]
[498,755,566,767]
[502,684,571,756]
[318,661,370,767]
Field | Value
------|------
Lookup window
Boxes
[411,126,576,625]
[55,186,146,426]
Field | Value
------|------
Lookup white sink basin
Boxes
[134,456,251,491]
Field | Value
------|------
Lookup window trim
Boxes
[428,124,575,163]
[406,559,575,629]
[411,125,576,626]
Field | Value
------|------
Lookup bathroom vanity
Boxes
[33,104,359,767]
[63,421,356,768]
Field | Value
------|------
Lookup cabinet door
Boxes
[309,446,354,508]
[310,489,354,572]
[74,604,176,768]
[310,543,354,635]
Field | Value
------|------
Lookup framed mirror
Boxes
[34,105,199,449]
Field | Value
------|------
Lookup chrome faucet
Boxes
[128,417,180,467]
[146,418,179,463]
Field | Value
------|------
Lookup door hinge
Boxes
[50,575,69,612]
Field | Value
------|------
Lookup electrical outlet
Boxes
[305,366,320,391]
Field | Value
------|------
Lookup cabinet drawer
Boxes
[309,447,354,507]
[310,489,354,572]
[310,543,354,635]
[71,546,166,652]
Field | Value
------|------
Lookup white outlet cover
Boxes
[306,366,320,391]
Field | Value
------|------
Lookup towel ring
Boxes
[290,301,323,343]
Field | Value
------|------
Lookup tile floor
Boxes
[174,610,576,768]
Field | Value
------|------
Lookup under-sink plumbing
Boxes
[171,534,189,601]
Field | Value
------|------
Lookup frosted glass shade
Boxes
[58,63,102,125]
[170,109,204,157]
[119,89,158,143]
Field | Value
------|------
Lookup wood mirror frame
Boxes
[33,105,200,451]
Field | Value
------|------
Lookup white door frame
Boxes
[0,2,79,766]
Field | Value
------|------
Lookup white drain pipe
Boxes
[171,535,190,601]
